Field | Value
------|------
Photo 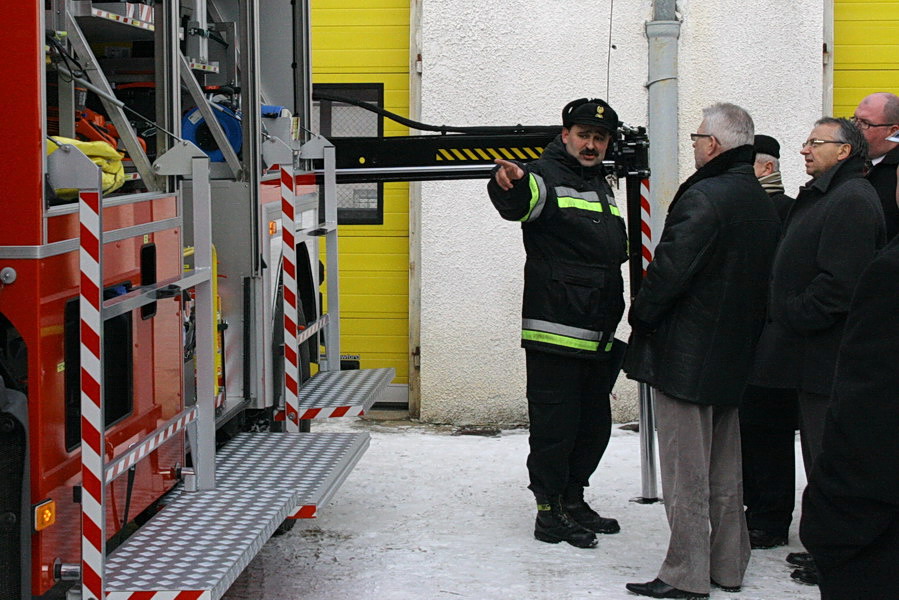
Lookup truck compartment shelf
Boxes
[297,367,395,419]
[104,432,369,599]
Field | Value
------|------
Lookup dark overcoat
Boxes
[866,144,899,240]
[751,156,886,396]
[800,235,899,598]
[623,146,780,406]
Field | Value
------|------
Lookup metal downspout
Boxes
[636,2,681,504]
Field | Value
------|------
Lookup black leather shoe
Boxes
[791,567,819,586]
[710,579,741,593]
[786,551,816,569]
[625,578,709,599]
[748,528,788,549]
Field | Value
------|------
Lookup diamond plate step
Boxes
[297,367,395,419]
[104,432,368,600]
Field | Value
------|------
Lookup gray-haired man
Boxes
[624,103,780,599]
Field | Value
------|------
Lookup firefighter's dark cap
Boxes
[562,98,619,132]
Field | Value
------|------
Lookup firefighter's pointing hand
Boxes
[494,159,525,191]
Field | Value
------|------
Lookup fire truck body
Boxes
[1,2,393,598]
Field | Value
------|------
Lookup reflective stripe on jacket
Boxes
[488,136,627,358]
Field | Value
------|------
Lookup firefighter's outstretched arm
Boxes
[488,158,548,222]
[494,158,525,190]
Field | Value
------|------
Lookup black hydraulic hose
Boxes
[311,91,560,137]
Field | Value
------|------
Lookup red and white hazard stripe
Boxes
[297,405,365,420]
[288,504,318,519]
[79,189,105,600]
[105,591,211,600]
[105,406,199,482]
[640,178,653,274]
[280,166,300,431]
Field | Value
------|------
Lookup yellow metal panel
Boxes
[312,50,409,73]
[312,8,409,27]
[343,273,409,298]
[338,236,408,253]
[834,1,899,112]
[313,0,410,394]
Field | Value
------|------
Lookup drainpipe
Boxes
[635,1,681,504]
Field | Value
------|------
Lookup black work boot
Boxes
[534,496,598,548]
[562,488,621,534]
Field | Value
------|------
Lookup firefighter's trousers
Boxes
[525,349,613,499]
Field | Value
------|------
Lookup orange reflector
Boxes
[269,221,278,236]
[34,499,56,531]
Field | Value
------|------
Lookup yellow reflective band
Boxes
[522,330,600,351]
[519,174,546,222]
[557,197,603,212]
[605,340,614,352]
[610,205,621,216]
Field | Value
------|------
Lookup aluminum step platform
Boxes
[103,432,368,600]
[297,367,395,419]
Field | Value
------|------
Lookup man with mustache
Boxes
[488,98,627,549]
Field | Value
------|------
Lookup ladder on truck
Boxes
[53,112,391,600]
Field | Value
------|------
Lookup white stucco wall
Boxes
[417,1,824,425]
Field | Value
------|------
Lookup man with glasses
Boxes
[624,103,780,599]
[853,92,899,239]
[751,117,886,585]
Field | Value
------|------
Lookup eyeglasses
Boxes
[800,139,847,149]
[690,133,713,142]
[851,116,897,130]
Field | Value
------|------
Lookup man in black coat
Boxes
[624,103,780,599]
[740,134,800,551]
[752,118,885,475]
[488,98,628,550]
[800,234,899,599]
[853,92,899,240]
[750,118,886,580]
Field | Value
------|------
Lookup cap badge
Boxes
[595,106,604,118]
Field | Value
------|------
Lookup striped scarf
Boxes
[758,171,785,196]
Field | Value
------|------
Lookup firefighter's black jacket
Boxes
[487,136,628,358]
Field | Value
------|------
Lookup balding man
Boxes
[853,92,899,239]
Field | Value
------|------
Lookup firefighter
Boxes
[487,98,628,548]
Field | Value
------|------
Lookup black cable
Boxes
[312,91,560,137]
[45,32,87,81]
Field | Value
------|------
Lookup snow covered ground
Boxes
[222,416,820,600]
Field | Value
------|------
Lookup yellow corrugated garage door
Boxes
[312,1,410,400]
[834,0,899,116]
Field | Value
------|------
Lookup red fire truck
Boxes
[1,3,648,599]
[1,2,398,598]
